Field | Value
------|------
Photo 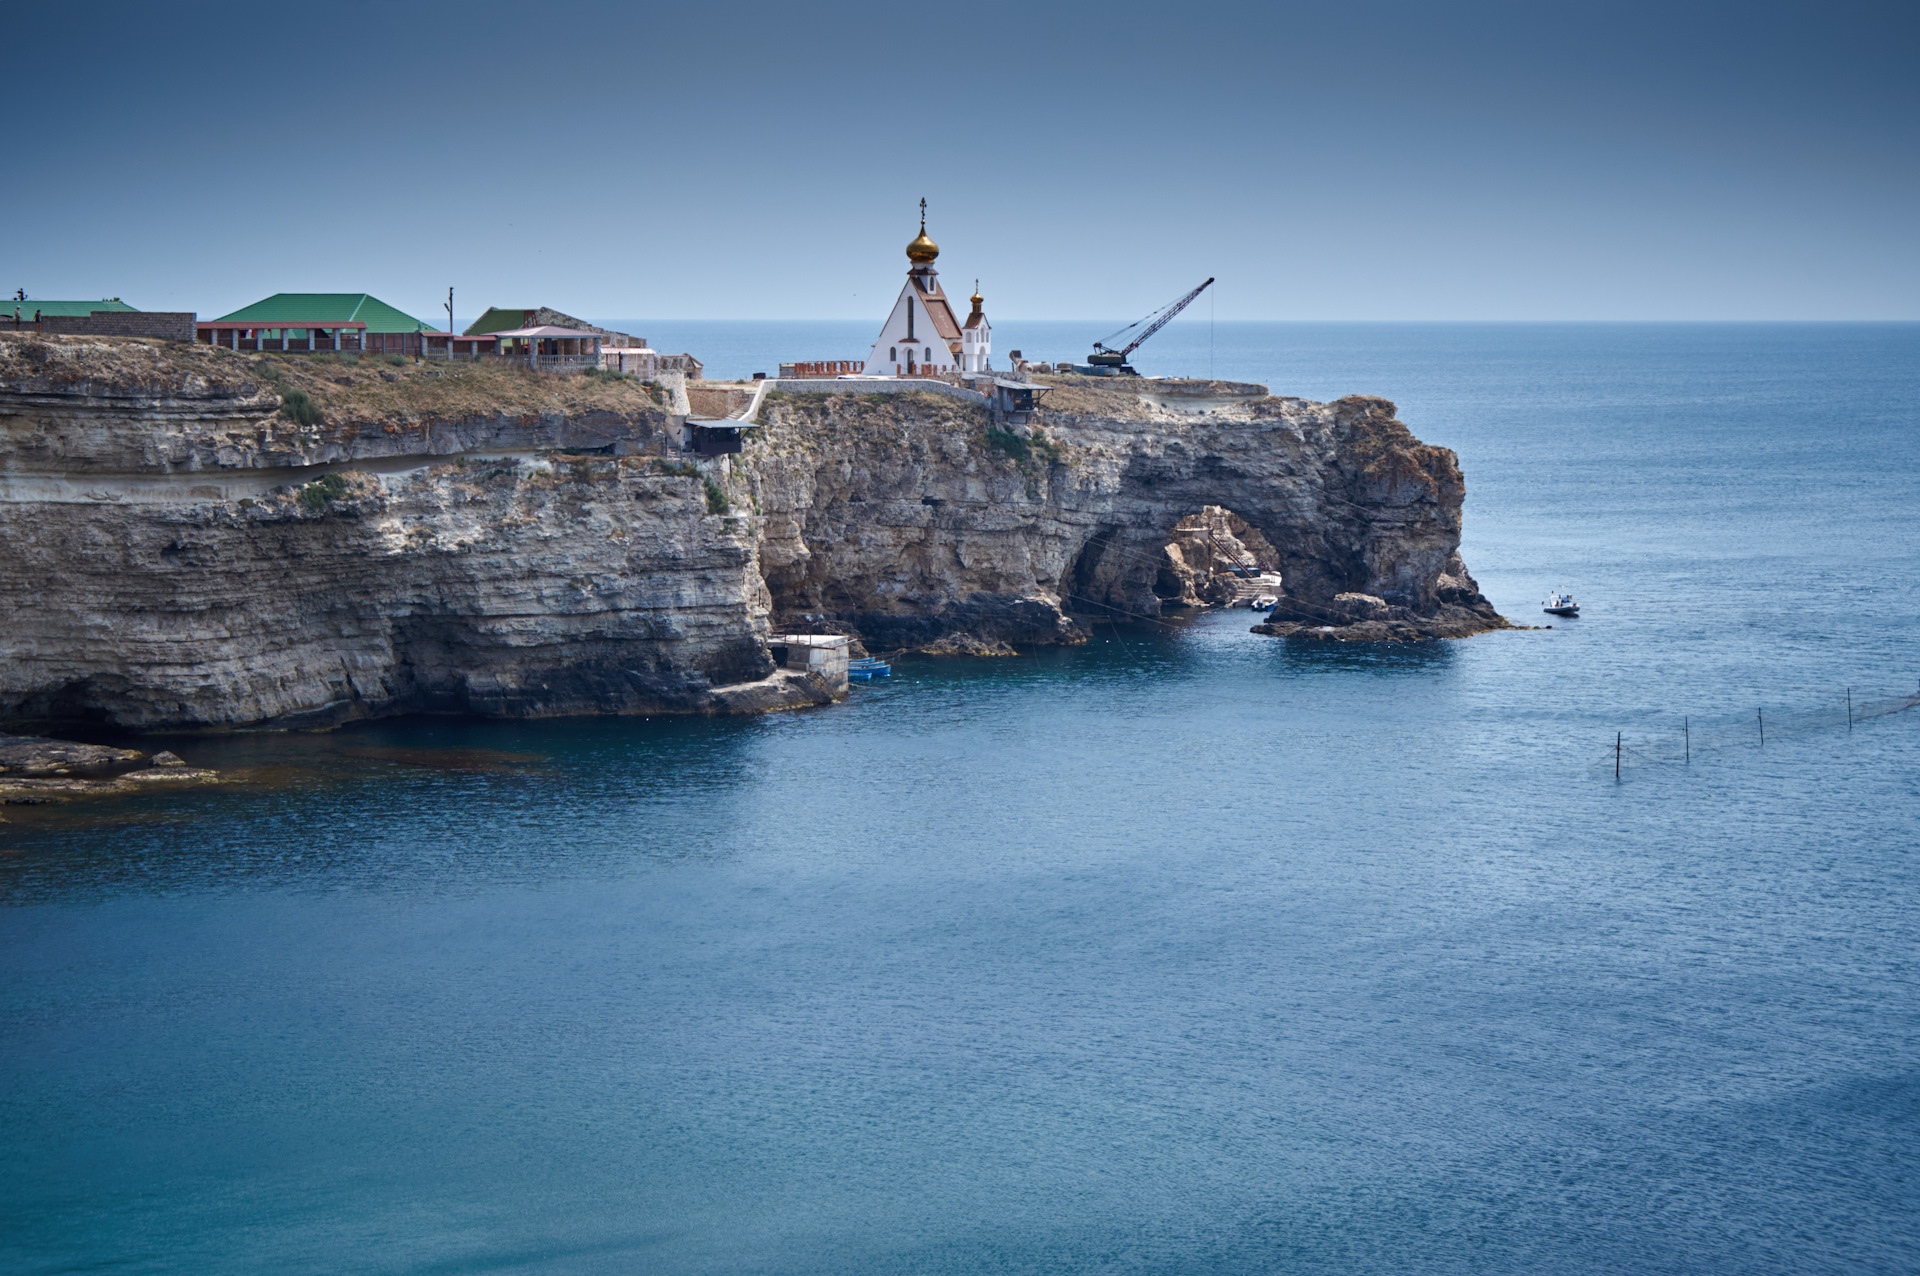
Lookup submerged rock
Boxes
[0,733,218,808]
[920,633,1019,657]
[0,734,146,777]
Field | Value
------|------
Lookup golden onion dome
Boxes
[907,228,939,263]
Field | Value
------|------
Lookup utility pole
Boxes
[446,287,454,338]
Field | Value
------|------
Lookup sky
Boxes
[5,0,1916,322]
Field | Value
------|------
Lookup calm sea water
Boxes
[4,323,1918,1274]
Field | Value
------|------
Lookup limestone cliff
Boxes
[0,335,820,730]
[0,336,1503,732]
[743,378,1504,647]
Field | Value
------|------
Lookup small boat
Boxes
[1542,591,1579,617]
[847,656,892,680]
[1249,594,1279,611]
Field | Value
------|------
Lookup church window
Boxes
[889,347,896,361]
[925,348,932,362]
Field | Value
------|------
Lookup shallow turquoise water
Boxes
[4,323,1918,1274]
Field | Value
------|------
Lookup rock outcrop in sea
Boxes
[0,335,1505,731]
[0,732,217,808]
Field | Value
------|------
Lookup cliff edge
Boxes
[0,336,1504,731]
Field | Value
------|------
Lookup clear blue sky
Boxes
[7,0,1915,321]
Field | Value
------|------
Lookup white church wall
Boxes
[866,286,956,377]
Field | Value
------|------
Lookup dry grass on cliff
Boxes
[761,389,990,440]
[246,351,668,424]
[0,334,668,424]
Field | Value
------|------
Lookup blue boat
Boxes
[847,657,891,680]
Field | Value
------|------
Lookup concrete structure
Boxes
[602,347,703,379]
[683,418,749,456]
[865,200,975,378]
[768,634,850,693]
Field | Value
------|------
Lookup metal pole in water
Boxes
[1758,708,1764,745]
[1616,731,1622,780]
[1684,716,1689,764]
[1847,687,1853,731]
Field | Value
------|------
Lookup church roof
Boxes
[916,286,962,342]
[963,288,987,330]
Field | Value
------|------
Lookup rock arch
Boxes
[747,383,1506,649]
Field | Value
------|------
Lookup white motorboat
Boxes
[1249,594,1279,611]
[1543,591,1579,617]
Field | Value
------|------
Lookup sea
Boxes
[3,322,1917,1275]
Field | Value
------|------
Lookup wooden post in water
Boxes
[1847,687,1853,731]
[1616,731,1622,780]
[1684,716,1689,764]
[1758,708,1764,745]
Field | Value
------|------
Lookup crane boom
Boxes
[1089,277,1214,372]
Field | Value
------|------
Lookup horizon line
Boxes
[588,316,1920,325]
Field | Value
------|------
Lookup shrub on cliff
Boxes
[298,472,350,512]
[985,426,1030,462]
[704,478,730,515]
[278,388,322,426]
[985,426,1064,467]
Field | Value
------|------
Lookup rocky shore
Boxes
[0,334,1506,734]
[0,733,218,810]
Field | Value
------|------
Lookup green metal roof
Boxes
[4,298,139,317]
[214,293,431,333]
[464,307,534,336]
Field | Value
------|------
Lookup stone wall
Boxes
[771,377,989,407]
[13,312,196,341]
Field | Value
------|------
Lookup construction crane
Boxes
[1086,277,1214,375]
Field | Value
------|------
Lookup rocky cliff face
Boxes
[0,336,819,730]
[743,378,1504,648]
[0,336,1503,731]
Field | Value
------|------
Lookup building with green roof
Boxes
[7,298,139,318]
[215,293,430,334]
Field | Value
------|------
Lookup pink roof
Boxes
[485,325,604,339]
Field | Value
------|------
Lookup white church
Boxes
[865,200,992,378]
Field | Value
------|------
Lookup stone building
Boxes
[465,306,642,347]
[468,307,702,379]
